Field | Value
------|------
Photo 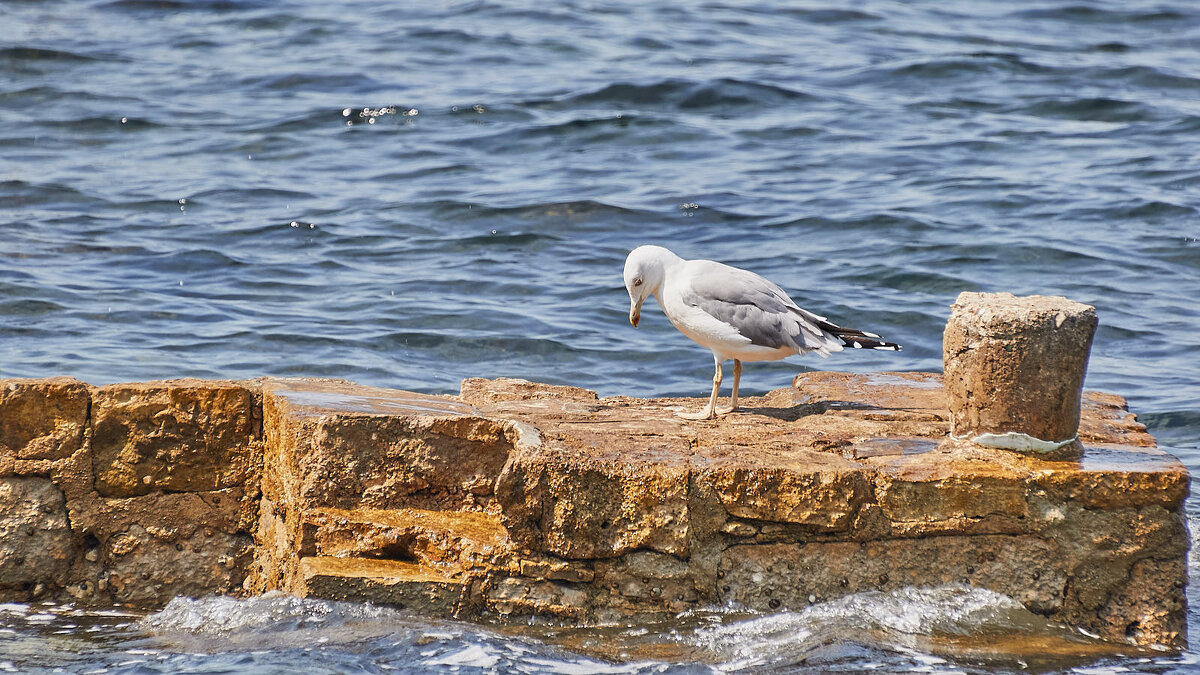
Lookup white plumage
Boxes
[623,245,900,419]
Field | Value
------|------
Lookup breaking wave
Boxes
[687,585,1127,671]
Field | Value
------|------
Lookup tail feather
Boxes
[790,306,901,352]
[831,326,881,339]
[837,332,901,351]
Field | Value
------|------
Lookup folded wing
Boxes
[680,262,847,357]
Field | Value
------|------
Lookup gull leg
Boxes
[679,354,722,420]
[719,359,742,414]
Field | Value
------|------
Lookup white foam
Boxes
[689,585,1052,670]
[140,592,405,636]
[424,644,500,668]
[516,656,651,674]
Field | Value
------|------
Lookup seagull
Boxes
[624,245,901,420]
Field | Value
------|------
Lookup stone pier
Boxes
[0,369,1188,648]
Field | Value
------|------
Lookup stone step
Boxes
[297,556,472,614]
[298,506,510,571]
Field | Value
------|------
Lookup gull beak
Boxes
[629,300,641,328]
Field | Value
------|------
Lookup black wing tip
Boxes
[842,335,902,352]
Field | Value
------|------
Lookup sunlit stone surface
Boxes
[0,372,1188,649]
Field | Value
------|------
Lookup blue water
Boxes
[2,0,1199,672]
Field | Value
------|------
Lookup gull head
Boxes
[623,245,676,328]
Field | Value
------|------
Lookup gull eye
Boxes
[633,278,644,287]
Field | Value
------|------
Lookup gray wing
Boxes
[680,261,841,353]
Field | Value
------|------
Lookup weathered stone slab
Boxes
[73,485,255,538]
[496,440,692,559]
[461,377,599,405]
[0,377,266,608]
[720,536,1069,614]
[0,372,1185,653]
[865,444,1031,537]
[0,377,89,463]
[1100,556,1187,645]
[592,550,699,614]
[464,375,1186,647]
[697,446,867,531]
[261,378,508,513]
[298,557,470,614]
[299,506,509,567]
[1078,391,1156,447]
[1031,444,1188,510]
[484,576,589,619]
[0,477,74,597]
[252,378,518,597]
[101,524,253,606]
[91,380,260,497]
